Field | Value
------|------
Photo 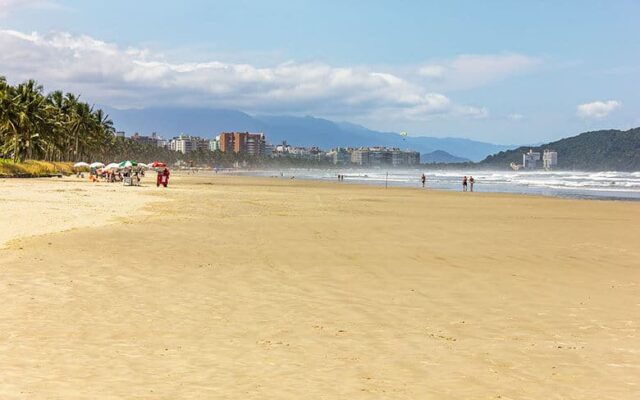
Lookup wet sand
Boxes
[1,175,638,399]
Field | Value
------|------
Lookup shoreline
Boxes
[1,172,633,248]
[227,168,640,202]
[1,173,637,250]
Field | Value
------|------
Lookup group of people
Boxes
[462,176,475,192]
[337,174,346,181]
[78,166,170,188]
[420,173,477,192]
[87,168,145,184]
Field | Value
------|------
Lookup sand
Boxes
[0,177,158,248]
[0,174,638,399]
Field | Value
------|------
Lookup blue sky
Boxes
[1,0,638,144]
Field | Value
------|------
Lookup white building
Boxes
[209,137,220,151]
[543,149,558,170]
[170,134,205,154]
[523,149,541,169]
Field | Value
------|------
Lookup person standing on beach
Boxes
[421,173,426,188]
[162,168,170,188]
[462,176,468,192]
[469,176,475,192]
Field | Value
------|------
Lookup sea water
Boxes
[237,169,640,201]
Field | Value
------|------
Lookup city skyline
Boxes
[0,0,638,144]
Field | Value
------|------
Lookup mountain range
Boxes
[103,107,514,162]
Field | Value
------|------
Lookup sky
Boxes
[0,0,638,144]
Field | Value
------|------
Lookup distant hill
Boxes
[103,107,514,162]
[480,128,640,171]
[421,150,469,164]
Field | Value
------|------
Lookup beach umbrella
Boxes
[90,162,105,168]
[138,163,149,169]
[104,163,120,170]
[150,161,167,168]
[119,160,138,168]
[74,162,90,168]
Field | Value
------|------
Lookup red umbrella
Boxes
[151,161,167,168]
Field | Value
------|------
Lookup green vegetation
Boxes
[0,77,119,163]
[0,159,74,177]
[480,128,640,171]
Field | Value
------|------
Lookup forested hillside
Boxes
[481,128,640,171]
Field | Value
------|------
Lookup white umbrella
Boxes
[138,163,149,169]
[74,162,90,168]
[104,163,120,170]
[90,162,105,168]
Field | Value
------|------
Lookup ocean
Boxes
[236,169,640,201]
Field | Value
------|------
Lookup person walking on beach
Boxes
[421,173,426,188]
[462,176,468,192]
[469,176,475,192]
[156,169,163,187]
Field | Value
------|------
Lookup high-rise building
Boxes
[523,149,541,169]
[543,149,558,170]
[329,148,351,165]
[209,137,220,152]
[351,149,370,165]
[218,132,266,156]
[339,147,420,166]
[169,134,208,154]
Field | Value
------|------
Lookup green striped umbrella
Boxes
[118,160,138,168]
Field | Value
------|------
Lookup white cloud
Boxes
[417,65,445,80]
[456,105,489,119]
[508,113,524,120]
[0,29,491,122]
[576,100,621,119]
[0,0,60,16]
[419,53,541,90]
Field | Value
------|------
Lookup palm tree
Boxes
[1,77,184,165]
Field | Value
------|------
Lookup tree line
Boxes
[0,77,121,163]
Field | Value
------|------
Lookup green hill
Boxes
[480,128,640,171]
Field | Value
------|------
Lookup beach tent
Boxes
[90,162,105,168]
[119,160,138,168]
[150,161,167,168]
[74,162,90,168]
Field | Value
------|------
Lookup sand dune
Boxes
[0,175,638,399]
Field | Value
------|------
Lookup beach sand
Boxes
[0,175,638,399]
[0,177,158,248]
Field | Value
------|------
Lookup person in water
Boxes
[462,176,468,192]
[421,173,426,188]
